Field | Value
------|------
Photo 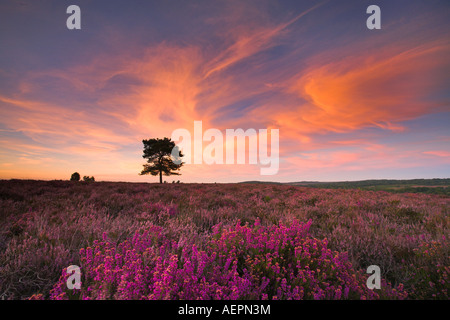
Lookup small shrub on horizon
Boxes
[70,172,80,182]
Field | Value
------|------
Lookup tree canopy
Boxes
[139,137,184,183]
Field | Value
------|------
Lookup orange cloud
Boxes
[203,2,326,79]
[240,40,449,152]
[0,94,134,147]
[287,41,450,134]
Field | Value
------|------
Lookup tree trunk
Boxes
[159,170,162,183]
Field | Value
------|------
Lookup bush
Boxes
[47,220,406,300]
[70,172,80,181]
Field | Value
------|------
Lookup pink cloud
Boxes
[423,151,450,158]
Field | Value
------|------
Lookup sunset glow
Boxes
[0,0,449,182]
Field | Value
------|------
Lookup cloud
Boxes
[288,41,450,133]
[423,151,450,159]
[203,1,326,79]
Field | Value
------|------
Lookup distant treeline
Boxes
[296,178,450,187]
[241,178,450,195]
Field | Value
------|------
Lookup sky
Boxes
[0,0,449,183]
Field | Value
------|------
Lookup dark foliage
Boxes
[139,137,184,183]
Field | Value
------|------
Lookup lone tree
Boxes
[139,137,184,183]
[70,172,80,181]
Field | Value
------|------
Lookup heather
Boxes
[0,180,448,300]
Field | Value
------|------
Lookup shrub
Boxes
[47,220,406,300]
[70,172,80,181]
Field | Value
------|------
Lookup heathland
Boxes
[0,180,448,300]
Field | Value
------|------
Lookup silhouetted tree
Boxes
[139,137,183,183]
[83,176,95,182]
[70,172,80,181]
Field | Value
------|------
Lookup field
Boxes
[244,178,450,196]
[0,180,448,300]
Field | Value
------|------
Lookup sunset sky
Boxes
[0,0,449,183]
